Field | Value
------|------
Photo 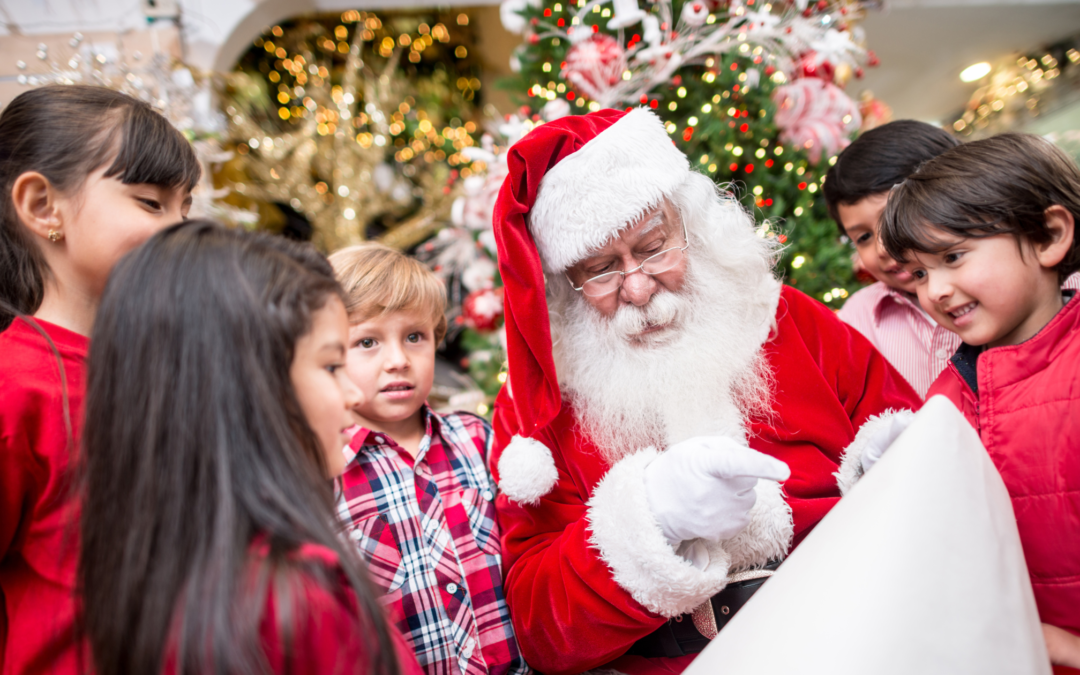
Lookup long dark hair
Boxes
[79,221,399,675]
[0,85,201,331]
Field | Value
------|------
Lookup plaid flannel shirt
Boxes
[338,406,529,675]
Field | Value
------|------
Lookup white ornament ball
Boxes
[542,99,571,121]
[462,257,498,292]
[680,1,709,26]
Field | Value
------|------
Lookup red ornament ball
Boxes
[797,51,835,82]
[462,288,504,332]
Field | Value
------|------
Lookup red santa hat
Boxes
[493,107,690,435]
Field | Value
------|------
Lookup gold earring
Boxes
[48,229,63,243]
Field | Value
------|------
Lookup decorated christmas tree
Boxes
[420,0,885,405]
[501,0,882,304]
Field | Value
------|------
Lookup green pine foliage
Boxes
[502,0,862,306]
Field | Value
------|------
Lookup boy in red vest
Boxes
[880,133,1080,670]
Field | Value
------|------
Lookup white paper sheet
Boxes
[683,396,1049,675]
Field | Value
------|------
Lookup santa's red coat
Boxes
[489,286,920,674]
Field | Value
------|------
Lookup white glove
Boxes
[860,412,915,474]
[643,436,791,546]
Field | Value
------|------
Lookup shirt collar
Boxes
[343,403,439,465]
[872,285,930,328]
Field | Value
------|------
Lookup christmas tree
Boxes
[499,0,880,306]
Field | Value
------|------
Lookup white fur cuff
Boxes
[586,448,731,618]
[723,479,794,571]
[834,409,914,496]
[498,435,559,506]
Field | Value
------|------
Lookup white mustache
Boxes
[610,291,684,339]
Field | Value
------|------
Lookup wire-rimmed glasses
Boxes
[566,223,689,298]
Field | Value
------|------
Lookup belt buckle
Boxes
[691,600,718,639]
[691,564,778,641]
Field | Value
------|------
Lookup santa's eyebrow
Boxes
[638,211,666,235]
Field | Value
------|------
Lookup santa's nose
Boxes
[619,268,659,306]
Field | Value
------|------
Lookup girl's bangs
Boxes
[103,104,200,191]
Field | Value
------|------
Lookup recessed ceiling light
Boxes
[960,62,992,82]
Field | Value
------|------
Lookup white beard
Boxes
[548,175,782,466]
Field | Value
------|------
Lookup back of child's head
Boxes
[80,221,398,675]
[824,120,960,231]
[880,133,1080,280]
[329,242,447,343]
[0,85,201,329]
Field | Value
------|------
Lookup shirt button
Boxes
[446,582,459,595]
[482,489,494,502]
[936,348,949,359]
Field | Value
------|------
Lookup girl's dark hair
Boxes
[823,120,960,232]
[79,221,399,675]
[0,85,201,330]
[880,133,1080,280]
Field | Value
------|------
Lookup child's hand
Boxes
[1043,623,1080,668]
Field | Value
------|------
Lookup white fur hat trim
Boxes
[498,435,559,506]
[528,107,691,273]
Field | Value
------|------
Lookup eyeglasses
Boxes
[567,223,689,298]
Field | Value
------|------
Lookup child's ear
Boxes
[11,171,64,242]
[1037,205,1075,269]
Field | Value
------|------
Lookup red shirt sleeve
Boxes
[0,319,88,675]
[259,546,424,675]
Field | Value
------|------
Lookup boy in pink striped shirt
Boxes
[826,121,964,397]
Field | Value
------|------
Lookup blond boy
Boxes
[329,244,528,675]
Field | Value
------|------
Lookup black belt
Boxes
[625,560,781,658]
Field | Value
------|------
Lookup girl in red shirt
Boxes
[0,85,199,675]
[78,221,421,675]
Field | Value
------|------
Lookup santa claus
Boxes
[488,108,920,674]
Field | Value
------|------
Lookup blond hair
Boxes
[329,243,448,343]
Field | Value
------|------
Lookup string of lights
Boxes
[949,33,1080,139]
[219,9,486,251]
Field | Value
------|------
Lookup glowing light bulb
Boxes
[960,62,991,82]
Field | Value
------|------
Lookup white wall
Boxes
[0,0,499,74]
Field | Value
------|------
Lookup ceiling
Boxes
[855,0,1080,123]
[2,0,1076,127]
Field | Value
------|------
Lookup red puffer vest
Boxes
[926,294,1080,635]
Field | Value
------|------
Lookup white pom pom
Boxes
[498,436,559,506]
